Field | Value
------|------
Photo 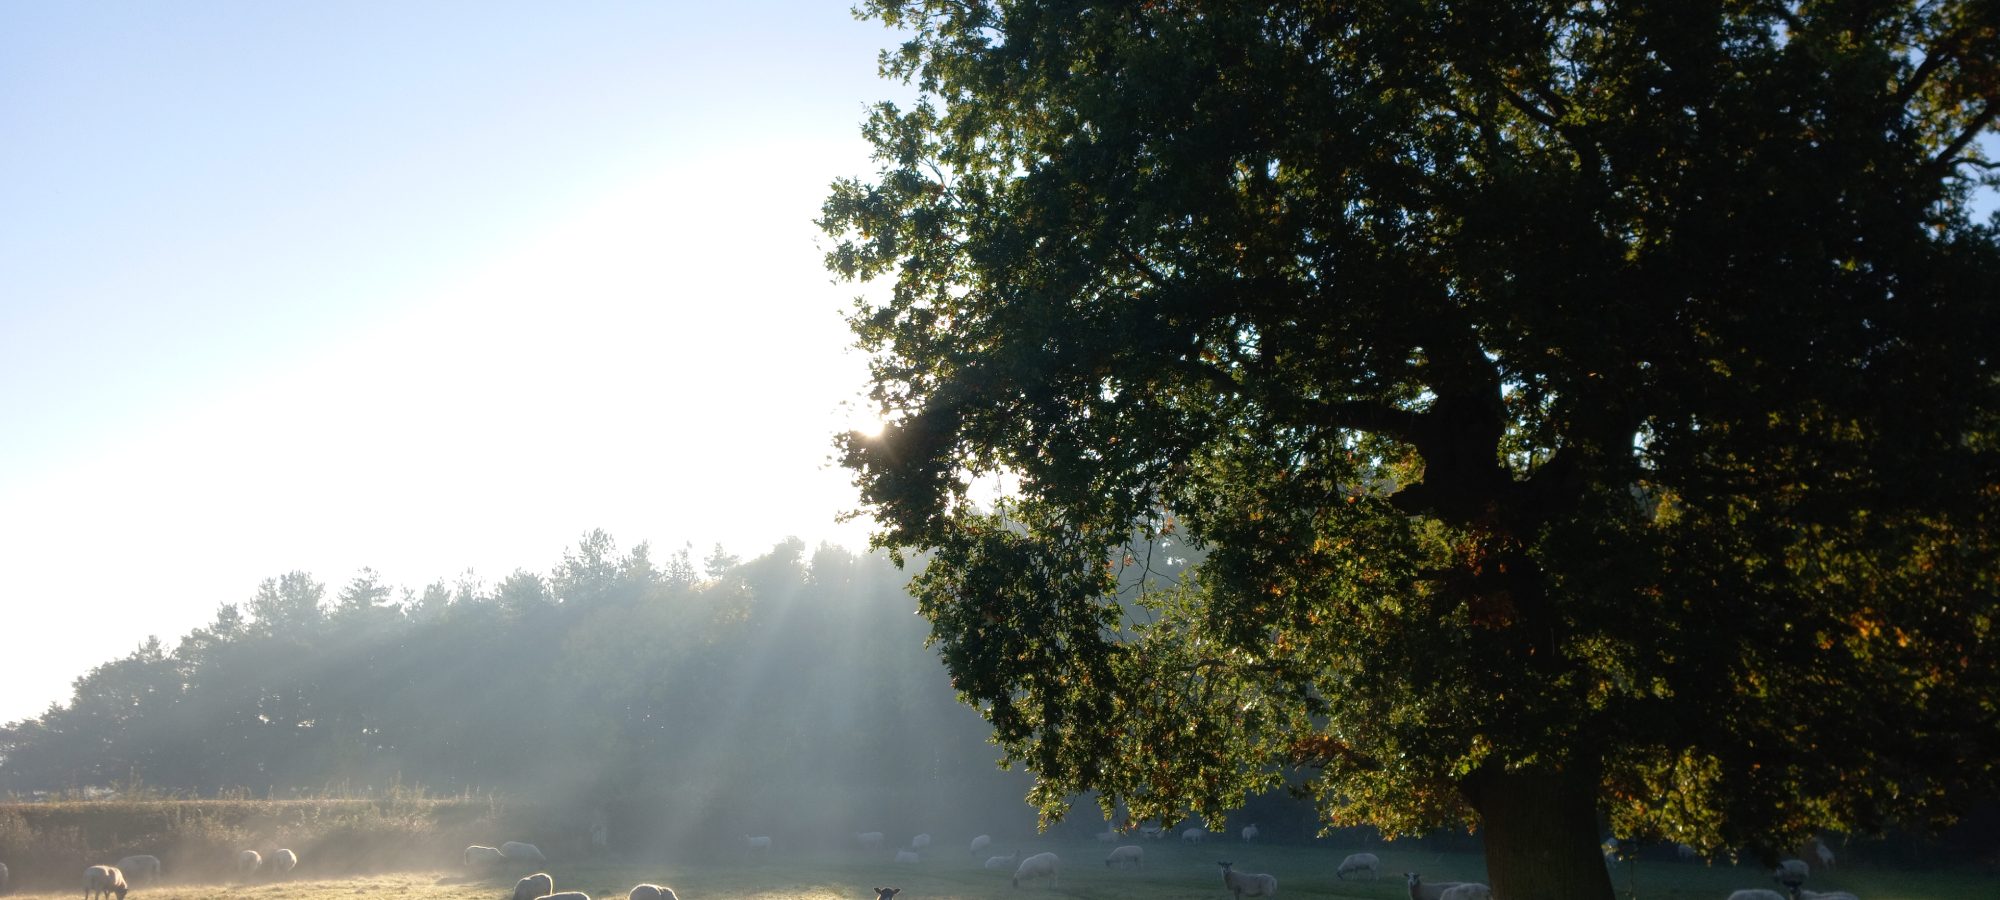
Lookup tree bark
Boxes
[1465,764,1616,900]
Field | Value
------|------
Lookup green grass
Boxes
[5,834,1993,900]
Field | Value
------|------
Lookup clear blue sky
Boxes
[1,3,911,723]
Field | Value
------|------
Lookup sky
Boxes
[0,3,916,724]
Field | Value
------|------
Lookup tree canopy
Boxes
[821,2,2000,897]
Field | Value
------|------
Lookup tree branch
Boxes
[1932,101,1998,171]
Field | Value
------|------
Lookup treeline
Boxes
[0,532,1036,853]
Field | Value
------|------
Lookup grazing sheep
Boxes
[984,852,1019,869]
[909,834,932,850]
[895,850,920,865]
[1337,853,1380,880]
[856,832,885,850]
[1727,891,1788,900]
[515,873,555,900]
[1218,861,1276,900]
[1011,851,1060,889]
[537,892,590,900]
[1182,826,1207,843]
[1240,824,1260,842]
[628,884,678,900]
[1437,885,1492,900]
[466,846,506,868]
[745,836,772,856]
[115,856,160,881]
[970,834,992,857]
[874,890,901,900]
[1103,845,1143,869]
[501,842,546,863]
[1773,859,1810,888]
[1813,839,1836,870]
[272,849,298,875]
[238,850,262,875]
[84,865,128,900]
[1403,873,1467,900]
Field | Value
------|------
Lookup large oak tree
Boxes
[821,2,2000,897]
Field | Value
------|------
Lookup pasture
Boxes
[5,833,1993,900]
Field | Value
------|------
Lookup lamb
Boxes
[272,849,298,874]
[115,856,161,881]
[1726,892,1789,900]
[1336,853,1380,880]
[1773,859,1810,888]
[909,834,931,850]
[501,842,546,863]
[895,850,920,864]
[1182,826,1207,843]
[970,834,992,857]
[628,884,678,900]
[984,852,1019,869]
[1437,885,1492,900]
[238,850,262,875]
[1403,872,1467,900]
[1240,824,1260,842]
[1218,861,1276,900]
[515,873,555,900]
[1011,851,1059,889]
[85,865,129,900]
[465,845,506,868]
[1104,845,1143,869]
[856,832,885,849]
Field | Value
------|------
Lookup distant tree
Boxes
[821,2,2000,898]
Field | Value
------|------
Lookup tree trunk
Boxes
[1465,764,1616,900]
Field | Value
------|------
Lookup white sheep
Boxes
[501,842,546,863]
[272,848,298,874]
[1182,826,1207,843]
[84,865,129,900]
[1104,845,1143,869]
[537,892,590,900]
[1726,891,1789,900]
[1773,859,1810,888]
[238,850,263,875]
[1337,853,1380,880]
[909,833,932,850]
[970,834,992,856]
[465,845,506,868]
[744,836,772,856]
[515,873,555,900]
[856,832,885,850]
[1403,872,1467,900]
[1437,885,1492,900]
[115,856,160,881]
[1218,861,1276,900]
[1814,839,1836,870]
[984,852,1019,869]
[1240,824,1260,842]
[895,850,920,864]
[628,884,678,900]
[1011,851,1059,889]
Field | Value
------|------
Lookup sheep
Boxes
[744,836,772,857]
[501,842,546,863]
[984,852,1019,869]
[894,850,920,865]
[537,892,590,900]
[1240,824,1260,842]
[465,845,506,868]
[1793,891,1860,900]
[1676,843,1698,862]
[1139,824,1164,840]
[1813,839,1836,870]
[1218,861,1276,900]
[1,861,9,894]
[856,832,885,850]
[1182,826,1207,843]
[1437,885,1492,900]
[115,856,160,881]
[238,850,262,875]
[1726,892,1789,900]
[874,890,901,900]
[1403,872,1467,900]
[1773,859,1810,888]
[84,866,128,900]
[628,884,678,900]
[1104,845,1143,869]
[909,834,932,850]
[1011,851,1059,889]
[1336,853,1380,880]
[272,849,298,875]
[970,834,992,857]
[515,873,555,900]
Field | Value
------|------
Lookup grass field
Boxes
[6,834,1995,900]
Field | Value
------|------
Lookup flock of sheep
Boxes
[55,846,300,900]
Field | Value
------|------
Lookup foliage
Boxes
[820,2,2000,898]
